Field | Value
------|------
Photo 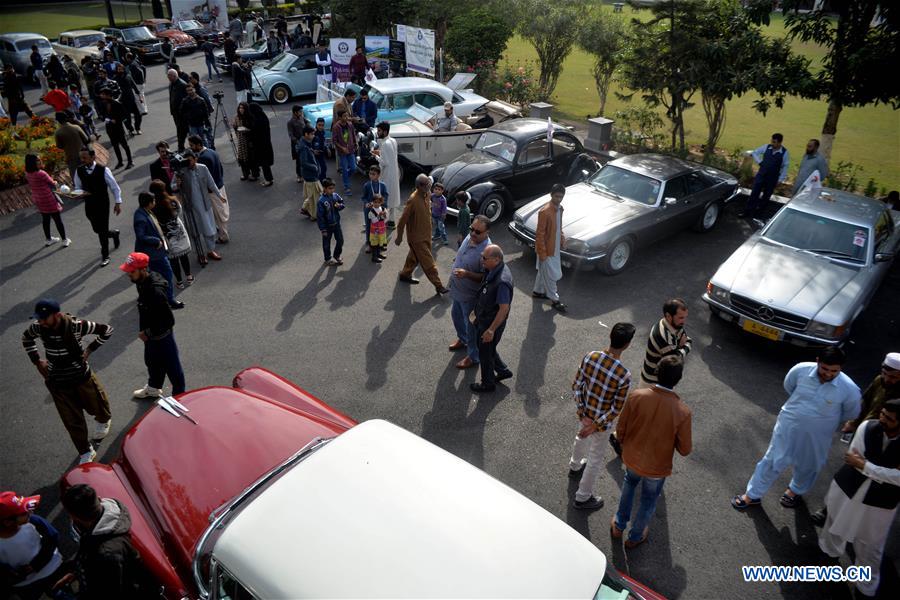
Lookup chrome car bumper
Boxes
[507,222,607,270]
[702,294,842,347]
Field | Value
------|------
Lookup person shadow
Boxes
[364,283,443,391]
[514,300,556,418]
[325,246,378,310]
[275,264,335,331]
[0,261,97,337]
[420,354,506,470]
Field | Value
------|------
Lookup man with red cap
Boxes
[121,252,186,399]
[0,491,64,598]
[21,299,113,465]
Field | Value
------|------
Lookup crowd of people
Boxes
[2,18,899,600]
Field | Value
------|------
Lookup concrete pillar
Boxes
[529,102,553,120]
[585,117,614,152]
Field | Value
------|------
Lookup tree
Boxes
[773,0,900,161]
[517,0,587,98]
[578,7,627,117]
[620,0,703,152]
[444,8,514,67]
[689,0,812,159]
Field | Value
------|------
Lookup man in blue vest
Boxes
[740,132,790,219]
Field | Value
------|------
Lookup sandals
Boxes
[185,275,194,286]
[779,492,800,508]
[176,280,185,290]
[731,495,761,510]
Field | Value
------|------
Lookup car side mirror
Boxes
[663,197,677,207]
[466,143,473,149]
[288,67,297,73]
[874,252,894,263]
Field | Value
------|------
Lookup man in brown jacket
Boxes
[395,174,449,295]
[532,183,567,311]
[612,354,692,548]
[54,112,90,180]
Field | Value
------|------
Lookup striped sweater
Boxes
[22,316,113,384]
[640,318,691,383]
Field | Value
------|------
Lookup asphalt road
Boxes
[1,52,898,600]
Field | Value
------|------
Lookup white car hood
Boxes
[717,239,861,320]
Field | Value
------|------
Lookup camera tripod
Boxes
[212,94,238,162]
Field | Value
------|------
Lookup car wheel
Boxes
[479,193,506,224]
[601,238,633,275]
[693,201,721,232]
[269,84,291,104]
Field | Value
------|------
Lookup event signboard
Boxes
[330,38,355,83]
[389,39,406,77]
[364,35,390,78]
[399,24,435,76]
[170,0,228,30]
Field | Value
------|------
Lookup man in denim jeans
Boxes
[613,355,692,548]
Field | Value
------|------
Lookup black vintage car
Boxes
[214,39,271,74]
[429,119,598,224]
[175,19,224,45]
[101,26,163,62]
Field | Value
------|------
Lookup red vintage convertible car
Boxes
[63,368,666,599]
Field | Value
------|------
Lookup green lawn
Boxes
[501,10,899,192]
[0,2,152,37]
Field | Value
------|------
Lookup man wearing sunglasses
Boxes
[844,352,900,434]
[448,215,492,369]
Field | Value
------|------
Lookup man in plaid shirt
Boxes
[568,322,636,510]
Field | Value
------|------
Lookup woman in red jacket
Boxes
[25,154,70,247]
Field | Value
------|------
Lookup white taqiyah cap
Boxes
[884,352,900,370]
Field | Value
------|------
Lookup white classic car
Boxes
[51,30,105,63]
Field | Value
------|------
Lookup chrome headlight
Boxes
[565,239,590,255]
[706,281,730,303]
[806,320,846,339]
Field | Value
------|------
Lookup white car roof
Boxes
[214,420,606,598]
[59,30,105,37]
[368,77,455,96]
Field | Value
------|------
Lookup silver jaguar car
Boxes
[508,154,739,274]
[703,187,899,346]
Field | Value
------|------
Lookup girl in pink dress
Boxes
[25,154,69,247]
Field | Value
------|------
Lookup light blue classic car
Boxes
[248,48,320,104]
[302,76,489,140]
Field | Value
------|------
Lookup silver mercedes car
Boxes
[507,154,739,274]
[703,187,899,346]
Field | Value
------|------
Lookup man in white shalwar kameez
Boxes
[374,121,401,228]
[732,347,861,510]
[532,184,567,312]
[818,399,900,597]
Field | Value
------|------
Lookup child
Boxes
[313,117,328,182]
[78,102,99,140]
[0,491,64,598]
[360,165,388,252]
[67,84,82,113]
[431,182,448,245]
[454,191,473,248]
[317,178,345,266]
[368,194,388,263]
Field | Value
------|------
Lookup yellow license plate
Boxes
[742,319,781,340]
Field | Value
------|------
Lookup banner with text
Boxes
[330,38,355,83]
[364,36,390,78]
[170,0,228,31]
[399,24,435,77]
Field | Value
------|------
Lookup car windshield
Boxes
[474,131,517,162]
[763,207,868,263]
[262,52,294,71]
[588,165,662,206]
[179,20,202,30]
[17,38,51,51]
[155,22,173,32]
[123,27,156,42]
[359,84,385,108]
[74,34,105,48]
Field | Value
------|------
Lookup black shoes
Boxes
[399,275,420,284]
[469,382,496,393]
[124,162,133,170]
[552,301,568,312]
[112,230,121,249]
[573,496,604,510]
[170,301,185,310]
[810,507,827,526]
[435,286,450,295]
[495,369,513,382]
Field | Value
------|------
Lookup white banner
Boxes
[401,24,435,77]
[330,38,355,83]
[170,0,229,31]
